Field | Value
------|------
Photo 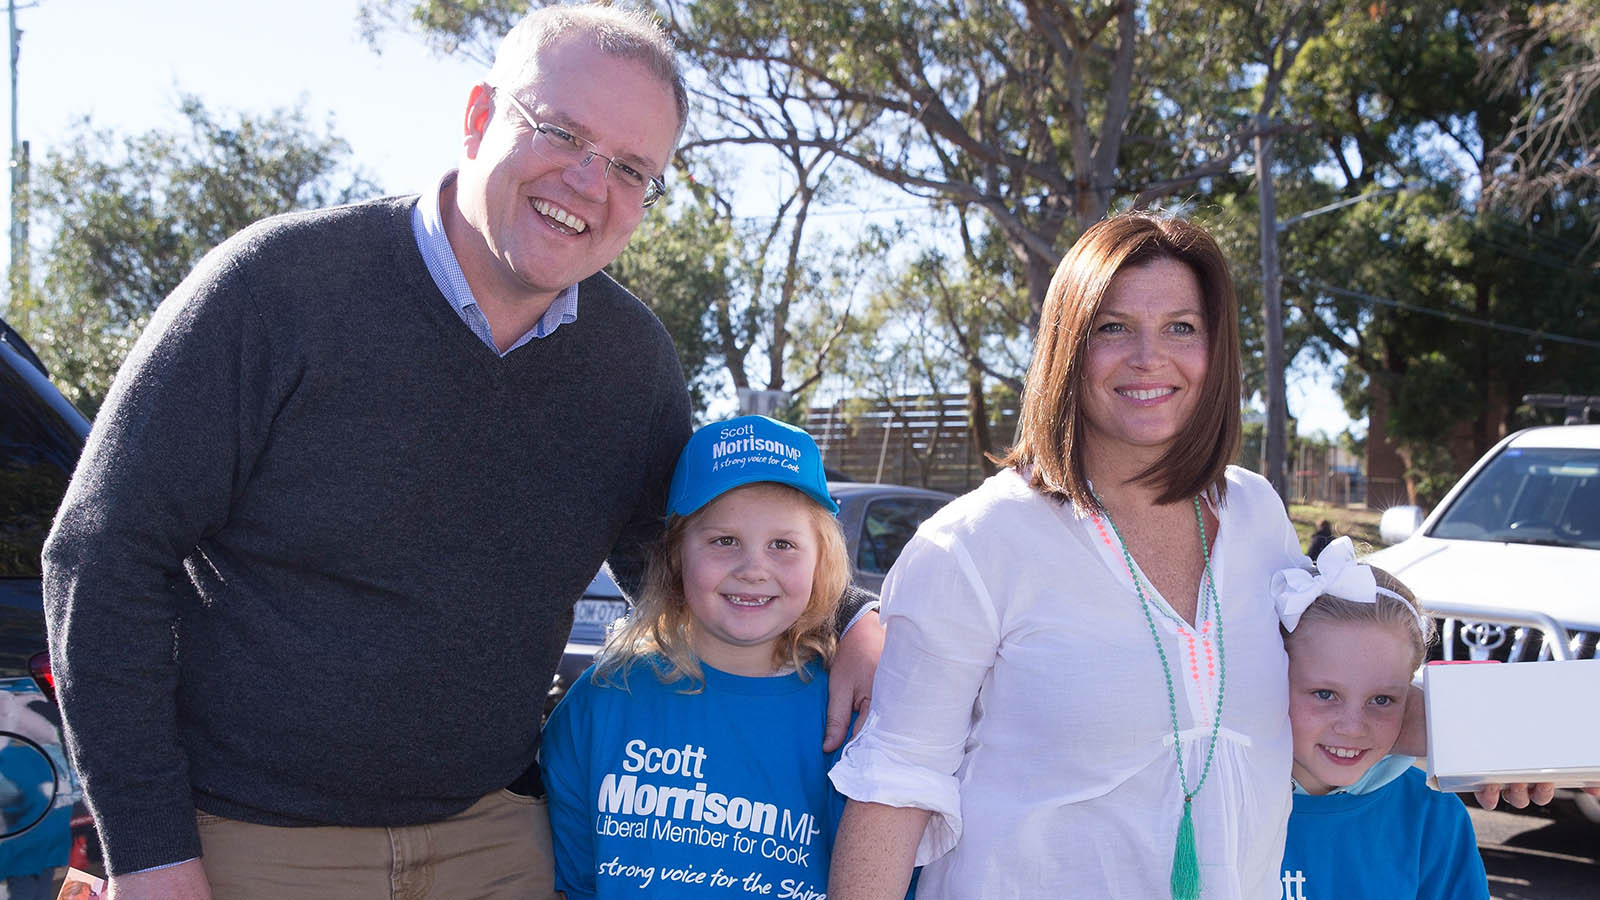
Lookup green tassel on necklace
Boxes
[1170,795,1200,899]
[1094,494,1226,900]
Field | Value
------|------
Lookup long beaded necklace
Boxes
[1094,494,1226,900]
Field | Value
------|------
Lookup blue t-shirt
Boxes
[541,659,843,899]
[1279,767,1489,900]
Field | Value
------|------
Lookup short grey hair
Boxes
[488,3,689,139]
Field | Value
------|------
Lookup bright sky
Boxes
[7,0,475,223]
[4,0,1357,436]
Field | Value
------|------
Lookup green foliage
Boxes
[605,183,730,412]
[1238,420,1265,472]
[1246,1,1600,493]
[14,97,377,416]
[358,0,521,64]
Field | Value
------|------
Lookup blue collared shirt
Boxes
[411,171,579,355]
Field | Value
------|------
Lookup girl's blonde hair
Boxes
[1283,565,1435,670]
[594,484,849,691]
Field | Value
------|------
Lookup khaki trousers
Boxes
[195,791,556,900]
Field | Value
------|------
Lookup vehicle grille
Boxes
[1432,617,1600,663]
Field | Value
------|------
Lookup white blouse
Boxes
[831,467,1307,899]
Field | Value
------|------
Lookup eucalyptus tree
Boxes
[603,178,736,412]
[658,0,1329,334]
[1476,0,1600,242]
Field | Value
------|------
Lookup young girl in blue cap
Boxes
[541,415,854,899]
[1272,537,1488,900]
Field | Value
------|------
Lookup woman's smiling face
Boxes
[1080,257,1210,466]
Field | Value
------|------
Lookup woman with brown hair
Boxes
[828,211,1306,899]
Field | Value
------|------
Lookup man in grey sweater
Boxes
[42,6,881,899]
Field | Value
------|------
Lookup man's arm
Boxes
[825,589,884,752]
[44,244,282,875]
[603,338,691,602]
[108,859,212,900]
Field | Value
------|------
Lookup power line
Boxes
[1297,279,1600,350]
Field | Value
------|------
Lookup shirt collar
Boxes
[411,170,579,355]
[1291,754,1417,796]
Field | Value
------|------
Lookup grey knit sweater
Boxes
[42,196,691,874]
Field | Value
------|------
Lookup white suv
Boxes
[1368,424,1600,663]
[1366,424,1600,822]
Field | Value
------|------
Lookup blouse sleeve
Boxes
[829,524,1000,865]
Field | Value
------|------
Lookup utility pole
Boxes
[7,0,28,308]
[1259,159,1420,505]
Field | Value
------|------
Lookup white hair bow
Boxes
[1271,536,1376,632]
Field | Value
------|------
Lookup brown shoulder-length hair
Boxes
[999,211,1242,509]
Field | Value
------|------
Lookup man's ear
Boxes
[462,83,493,158]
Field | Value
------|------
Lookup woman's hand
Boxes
[1474,784,1600,810]
[1473,782,1554,810]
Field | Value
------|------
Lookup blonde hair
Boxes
[594,484,849,691]
[998,211,1242,509]
[1282,566,1435,670]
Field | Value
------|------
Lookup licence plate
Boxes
[574,598,628,628]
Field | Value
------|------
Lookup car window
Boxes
[856,497,947,575]
[1431,446,1600,549]
[1,361,83,579]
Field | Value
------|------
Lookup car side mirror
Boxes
[1379,505,1425,545]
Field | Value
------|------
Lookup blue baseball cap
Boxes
[667,415,839,517]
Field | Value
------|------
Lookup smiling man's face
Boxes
[451,35,678,313]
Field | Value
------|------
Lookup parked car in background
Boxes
[1366,423,1600,823]
[1,316,97,882]
[830,481,957,594]
[548,481,956,715]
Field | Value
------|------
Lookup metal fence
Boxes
[808,394,1391,507]
[805,395,1019,493]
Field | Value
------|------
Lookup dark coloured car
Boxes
[1,316,96,884]
[829,481,956,594]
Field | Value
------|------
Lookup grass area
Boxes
[1288,502,1384,554]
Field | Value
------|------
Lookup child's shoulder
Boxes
[1376,768,1476,826]
[1387,766,1446,799]
[582,655,689,694]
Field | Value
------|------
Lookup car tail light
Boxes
[28,650,56,704]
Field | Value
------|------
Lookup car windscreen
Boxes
[1430,446,1600,549]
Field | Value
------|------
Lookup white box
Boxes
[1423,659,1600,792]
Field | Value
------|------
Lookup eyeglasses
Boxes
[490,85,668,208]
